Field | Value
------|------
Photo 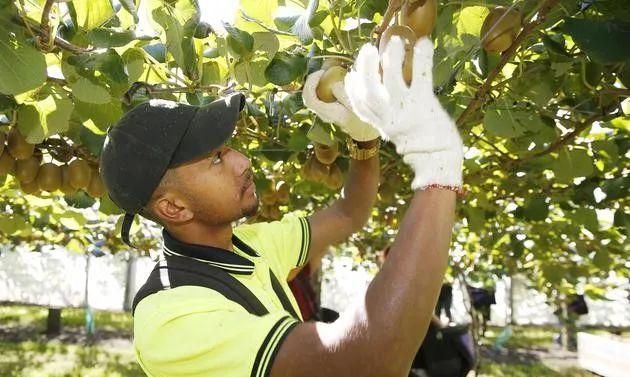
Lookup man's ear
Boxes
[153,194,193,224]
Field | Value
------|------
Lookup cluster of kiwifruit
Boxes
[480,6,522,53]
[302,142,343,190]
[0,128,105,197]
[258,181,290,220]
[314,0,437,95]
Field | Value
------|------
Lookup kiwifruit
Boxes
[316,66,347,103]
[68,159,91,189]
[276,181,290,204]
[37,163,62,192]
[0,132,5,156]
[324,163,344,190]
[86,167,106,198]
[19,178,40,194]
[15,156,40,184]
[302,155,330,183]
[0,150,15,176]
[266,205,281,220]
[314,142,340,165]
[261,189,278,205]
[480,6,521,53]
[60,165,78,194]
[7,128,34,160]
[379,25,417,85]
[401,0,437,38]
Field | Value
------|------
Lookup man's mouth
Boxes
[242,171,255,194]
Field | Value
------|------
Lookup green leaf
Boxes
[17,94,74,144]
[99,195,123,215]
[465,206,485,233]
[562,18,630,64]
[307,121,335,146]
[87,29,137,48]
[601,176,629,201]
[287,130,309,151]
[523,196,549,221]
[0,23,47,95]
[122,48,146,83]
[613,210,628,237]
[64,191,96,209]
[56,211,86,231]
[74,0,115,30]
[235,58,271,87]
[252,32,279,60]
[225,25,255,58]
[552,148,594,183]
[592,140,619,163]
[483,108,543,138]
[201,61,221,85]
[593,250,612,270]
[69,77,112,104]
[74,100,122,132]
[571,208,599,232]
[264,52,307,86]
[152,7,199,80]
[0,214,29,236]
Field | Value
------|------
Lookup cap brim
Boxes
[169,93,245,166]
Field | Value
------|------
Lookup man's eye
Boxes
[210,152,222,165]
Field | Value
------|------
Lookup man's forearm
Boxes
[326,188,456,376]
[335,139,380,230]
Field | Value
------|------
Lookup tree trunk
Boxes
[46,307,62,337]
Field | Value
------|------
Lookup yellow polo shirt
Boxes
[133,214,311,377]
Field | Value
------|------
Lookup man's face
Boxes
[169,145,259,225]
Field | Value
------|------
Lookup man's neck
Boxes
[166,222,234,251]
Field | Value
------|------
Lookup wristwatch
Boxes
[346,137,380,160]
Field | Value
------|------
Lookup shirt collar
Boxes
[162,230,256,275]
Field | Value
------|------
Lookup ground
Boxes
[0,304,622,376]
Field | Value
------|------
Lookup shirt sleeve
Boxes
[135,290,299,377]
[236,214,311,280]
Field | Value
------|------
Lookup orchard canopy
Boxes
[0,0,627,299]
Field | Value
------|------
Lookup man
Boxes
[100,33,463,377]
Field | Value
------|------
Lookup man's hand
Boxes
[345,37,464,191]
[302,70,380,142]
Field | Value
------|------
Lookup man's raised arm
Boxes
[271,35,465,377]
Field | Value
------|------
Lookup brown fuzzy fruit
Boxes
[19,178,40,194]
[7,128,34,160]
[60,165,78,194]
[316,66,347,103]
[379,25,417,85]
[401,0,437,38]
[0,132,5,156]
[324,164,344,190]
[261,189,278,205]
[86,168,106,198]
[276,181,290,204]
[0,150,15,176]
[15,156,40,184]
[480,6,521,53]
[68,159,92,189]
[37,163,62,192]
[302,156,330,183]
[314,142,340,165]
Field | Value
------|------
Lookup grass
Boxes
[0,304,140,377]
[0,304,133,336]
[0,340,144,377]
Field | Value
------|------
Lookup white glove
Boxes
[344,37,464,190]
[302,70,380,142]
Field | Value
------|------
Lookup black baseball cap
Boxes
[100,93,245,247]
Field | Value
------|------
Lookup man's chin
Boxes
[242,200,259,218]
